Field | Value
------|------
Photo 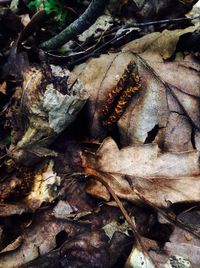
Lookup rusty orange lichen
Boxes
[101,61,141,126]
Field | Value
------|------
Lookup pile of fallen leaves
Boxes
[0,0,200,267]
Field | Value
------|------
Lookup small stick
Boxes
[40,0,108,50]
[85,167,159,267]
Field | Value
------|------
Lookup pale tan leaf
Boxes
[123,26,200,60]
[74,26,200,150]
[0,213,87,268]
[83,137,200,207]
[125,247,155,268]
[90,137,200,178]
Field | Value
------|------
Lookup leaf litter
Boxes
[1,1,200,267]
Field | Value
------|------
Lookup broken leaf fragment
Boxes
[9,65,89,165]
[26,160,61,210]
[125,247,155,268]
[103,219,131,239]
[0,160,62,214]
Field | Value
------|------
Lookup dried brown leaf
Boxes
[83,137,200,207]
[0,212,87,268]
[74,25,200,150]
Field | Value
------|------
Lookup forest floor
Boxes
[0,1,200,267]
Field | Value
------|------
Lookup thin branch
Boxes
[16,10,47,50]
[40,0,109,50]
[134,189,200,239]
[45,15,200,67]
[85,167,159,268]
[125,15,200,28]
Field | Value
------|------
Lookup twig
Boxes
[134,189,200,239]
[123,15,200,29]
[85,167,138,237]
[45,15,200,66]
[16,10,47,50]
[84,167,159,268]
[40,0,109,50]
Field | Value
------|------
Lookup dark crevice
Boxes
[170,110,184,116]
[55,230,68,248]
[144,124,159,144]
[191,127,196,149]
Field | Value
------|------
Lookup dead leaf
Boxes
[22,230,128,268]
[85,178,111,201]
[0,82,6,95]
[0,236,23,254]
[25,160,61,210]
[53,200,74,219]
[59,230,110,267]
[74,25,200,150]
[1,3,200,268]
[103,220,131,239]
[123,26,200,59]
[108,0,198,22]
[0,212,88,268]
[85,137,200,177]
[119,28,200,148]
[125,247,155,268]
[9,65,88,165]
[0,159,61,212]
[83,137,200,207]
[163,225,200,267]
[0,203,30,217]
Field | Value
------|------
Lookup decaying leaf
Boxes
[0,203,30,217]
[21,228,132,268]
[0,236,23,254]
[0,160,61,213]
[74,23,200,214]
[147,213,200,267]
[25,160,61,210]
[108,0,198,21]
[119,26,200,148]
[53,200,74,219]
[1,2,200,268]
[103,219,131,239]
[85,138,200,177]
[0,82,7,95]
[125,247,155,268]
[74,52,142,139]
[9,65,88,165]
[59,230,110,268]
[74,24,200,149]
[164,216,200,267]
[0,212,88,268]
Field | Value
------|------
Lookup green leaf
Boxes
[27,0,41,9]
[27,0,71,25]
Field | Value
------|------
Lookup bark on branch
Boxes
[40,0,109,50]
